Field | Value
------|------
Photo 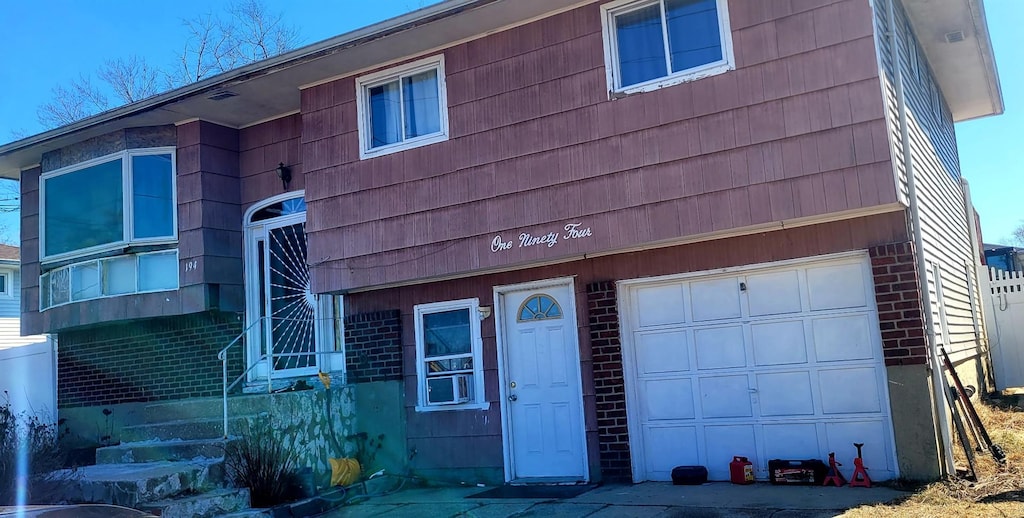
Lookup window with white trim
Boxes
[414,298,486,411]
[601,0,733,94]
[356,55,449,159]
[41,148,176,262]
[0,271,11,297]
[40,250,179,310]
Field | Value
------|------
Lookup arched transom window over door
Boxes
[517,294,563,322]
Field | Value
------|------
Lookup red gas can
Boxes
[730,456,755,484]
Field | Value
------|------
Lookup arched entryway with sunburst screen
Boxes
[243,192,336,383]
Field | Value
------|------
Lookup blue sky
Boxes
[0,0,1021,244]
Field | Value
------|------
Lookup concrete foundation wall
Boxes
[885,364,942,480]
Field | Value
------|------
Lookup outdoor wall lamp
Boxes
[276,162,292,190]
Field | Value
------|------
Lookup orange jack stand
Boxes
[849,443,872,488]
[823,452,846,487]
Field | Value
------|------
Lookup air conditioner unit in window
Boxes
[427,374,472,405]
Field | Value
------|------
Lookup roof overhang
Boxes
[0,0,587,179]
[902,0,1003,122]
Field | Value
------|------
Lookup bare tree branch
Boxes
[37,75,109,128]
[97,56,160,104]
[1013,223,1024,247]
[38,0,299,128]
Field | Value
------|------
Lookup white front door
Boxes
[499,280,587,482]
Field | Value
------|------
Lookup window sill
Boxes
[611,62,733,98]
[415,402,490,413]
[359,132,448,160]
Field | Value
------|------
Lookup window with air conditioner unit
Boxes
[414,298,487,412]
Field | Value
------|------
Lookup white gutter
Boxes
[886,0,955,476]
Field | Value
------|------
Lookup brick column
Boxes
[586,281,631,481]
[344,310,403,383]
[869,242,928,366]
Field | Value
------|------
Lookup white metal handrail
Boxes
[218,315,348,438]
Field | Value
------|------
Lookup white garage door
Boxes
[620,253,897,482]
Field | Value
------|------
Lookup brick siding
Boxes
[587,280,632,481]
[344,310,402,383]
[57,311,244,408]
[870,242,929,366]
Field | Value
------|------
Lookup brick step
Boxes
[44,460,223,508]
[140,488,251,518]
[143,394,273,424]
[96,438,238,464]
[121,417,258,442]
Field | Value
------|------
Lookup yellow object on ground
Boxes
[329,457,361,486]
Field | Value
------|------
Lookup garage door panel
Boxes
[807,263,869,311]
[636,284,686,327]
[643,379,696,420]
[699,375,753,418]
[705,425,757,480]
[624,254,896,482]
[763,423,821,460]
[756,372,815,416]
[747,270,802,316]
[635,330,690,374]
[752,320,808,366]
[644,426,700,478]
[819,367,882,414]
[695,326,746,370]
[825,420,891,471]
[813,315,874,362]
[691,278,742,321]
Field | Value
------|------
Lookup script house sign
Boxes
[491,223,593,253]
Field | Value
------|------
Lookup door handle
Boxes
[508,394,518,402]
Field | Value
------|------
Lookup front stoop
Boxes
[140,488,251,518]
[48,396,284,517]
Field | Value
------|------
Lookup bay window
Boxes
[41,148,176,261]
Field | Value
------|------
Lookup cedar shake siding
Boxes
[304,0,899,294]
[342,212,910,484]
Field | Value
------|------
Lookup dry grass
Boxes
[842,399,1024,518]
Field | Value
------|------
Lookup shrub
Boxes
[223,421,304,508]
[0,395,65,505]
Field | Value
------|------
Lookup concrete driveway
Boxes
[323,481,907,517]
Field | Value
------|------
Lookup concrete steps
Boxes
[50,396,275,516]
[140,488,252,518]
[96,438,237,464]
[120,416,256,442]
[143,394,272,424]
[47,460,223,508]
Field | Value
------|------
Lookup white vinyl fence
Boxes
[984,268,1024,390]
[0,338,57,420]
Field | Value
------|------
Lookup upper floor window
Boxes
[356,55,449,159]
[41,148,176,262]
[0,271,11,297]
[602,0,734,95]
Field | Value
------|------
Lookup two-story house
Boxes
[0,0,1001,486]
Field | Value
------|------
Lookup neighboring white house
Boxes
[0,244,55,419]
